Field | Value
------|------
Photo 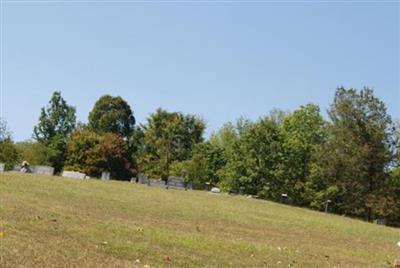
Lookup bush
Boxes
[15,141,51,166]
[65,130,133,180]
[0,138,20,170]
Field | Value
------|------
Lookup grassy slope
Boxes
[0,173,399,268]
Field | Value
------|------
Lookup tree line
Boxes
[0,87,399,225]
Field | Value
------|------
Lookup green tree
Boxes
[65,130,133,180]
[139,108,205,179]
[185,142,226,188]
[0,118,19,170]
[15,141,51,166]
[0,138,20,170]
[0,117,11,141]
[309,88,396,220]
[279,104,327,205]
[217,117,283,198]
[33,91,76,172]
[88,95,135,138]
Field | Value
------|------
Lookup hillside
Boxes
[0,172,399,267]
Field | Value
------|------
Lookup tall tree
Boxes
[309,87,396,220]
[65,130,133,180]
[185,142,226,188]
[279,104,327,205]
[0,117,11,142]
[218,117,283,198]
[33,91,76,172]
[139,108,205,179]
[88,95,135,138]
[0,118,19,170]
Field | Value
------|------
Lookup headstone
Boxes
[186,181,193,190]
[0,163,4,172]
[101,171,111,180]
[31,166,54,176]
[204,182,212,191]
[211,187,221,194]
[281,194,288,204]
[375,218,387,226]
[148,178,167,188]
[62,171,86,180]
[13,165,22,172]
[138,173,149,184]
[229,189,238,195]
[166,176,185,190]
[239,186,245,195]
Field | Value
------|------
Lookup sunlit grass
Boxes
[0,172,399,267]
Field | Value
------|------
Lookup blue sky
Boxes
[1,1,399,141]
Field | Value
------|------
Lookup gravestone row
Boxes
[11,164,54,176]
[167,176,186,190]
[30,166,55,176]
[137,173,187,190]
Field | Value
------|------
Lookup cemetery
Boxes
[1,171,399,268]
[0,10,398,266]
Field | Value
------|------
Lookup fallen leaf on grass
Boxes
[164,256,171,261]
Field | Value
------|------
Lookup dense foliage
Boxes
[1,88,399,225]
[33,91,76,172]
[0,118,19,170]
[65,130,133,180]
[88,95,135,138]
[138,108,205,179]
[15,141,51,166]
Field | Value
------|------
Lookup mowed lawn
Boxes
[0,173,399,267]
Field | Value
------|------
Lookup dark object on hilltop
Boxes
[20,161,31,173]
[281,194,288,204]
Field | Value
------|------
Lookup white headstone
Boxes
[211,187,221,193]
[62,171,86,180]
[31,166,54,176]
[101,171,110,180]
[0,163,4,172]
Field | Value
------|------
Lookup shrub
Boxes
[0,138,20,170]
[65,130,133,180]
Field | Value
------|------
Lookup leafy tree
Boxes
[238,118,283,198]
[33,91,76,172]
[139,108,205,179]
[184,142,226,188]
[15,141,51,166]
[279,104,327,205]
[0,138,20,170]
[88,95,135,138]
[34,91,76,143]
[218,117,283,198]
[0,117,11,142]
[0,118,19,170]
[309,88,396,220]
[65,130,133,180]
[210,122,239,156]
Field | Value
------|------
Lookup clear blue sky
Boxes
[1,1,399,141]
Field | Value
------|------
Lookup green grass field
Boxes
[0,172,399,267]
